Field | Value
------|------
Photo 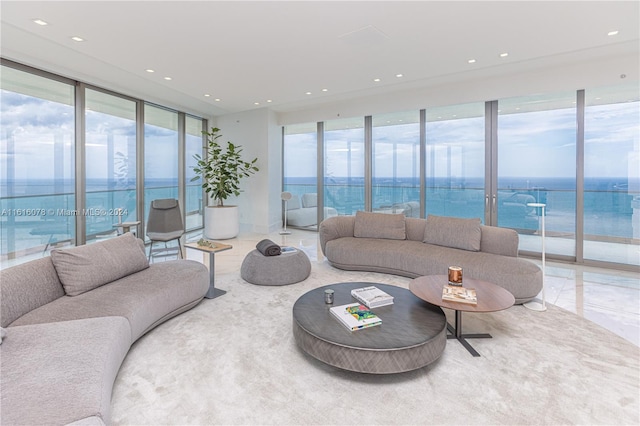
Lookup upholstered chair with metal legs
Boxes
[146,198,184,261]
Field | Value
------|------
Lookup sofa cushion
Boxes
[354,211,406,240]
[0,256,65,327]
[423,215,481,252]
[51,233,149,296]
[287,195,301,210]
[301,193,317,208]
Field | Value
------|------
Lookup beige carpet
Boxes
[111,259,640,425]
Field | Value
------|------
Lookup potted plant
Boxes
[192,127,259,239]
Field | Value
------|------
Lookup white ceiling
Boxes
[1,1,638,118]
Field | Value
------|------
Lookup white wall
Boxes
[214,108,282,234]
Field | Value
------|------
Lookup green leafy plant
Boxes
[191,127,259,207]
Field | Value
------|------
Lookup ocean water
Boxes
[1,176,638,256]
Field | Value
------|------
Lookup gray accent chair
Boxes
[147,198,184,261]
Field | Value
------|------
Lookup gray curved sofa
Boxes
[319,212,542,304]
[0,232,209,425]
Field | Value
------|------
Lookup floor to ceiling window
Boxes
[185,115,204,231]
[0,61,207,267]
[372,111,420,216]
[283,123,319,228]
[1,65,75,260]
[143,105,179,239]
[425,103,485,220]
[584,83,640,266]
[324,117,365,216]
[85,88,137,243]
[497,93,578,258]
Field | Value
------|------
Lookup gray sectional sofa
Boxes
[0,232,209,425]
[319,212,542,304]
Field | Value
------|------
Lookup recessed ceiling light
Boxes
[396,74,403,78]
[373,78,381,82]
[215,98,221,102]
[145,69,155,73]
[608,30,619,36]
[322,88,328,92]
[204,94,210,97]
[266,100,272,103]
[500,53,508,57]
[33,19,48,26]
[468,59,476,64]
[254,102,260,105]
[305,92,312,95]
[71,36,84,42]
[164,77,172,81]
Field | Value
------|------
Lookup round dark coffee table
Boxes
[292,282,447,374]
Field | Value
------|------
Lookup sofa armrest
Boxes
[480,225,519,257]
[319,216,355,255]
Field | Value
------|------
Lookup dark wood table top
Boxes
[293,282,446,350]
[409,275,515,313]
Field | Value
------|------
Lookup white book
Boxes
[350,286,394,308]
[330,303,382,331]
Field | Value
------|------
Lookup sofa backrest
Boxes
[301,193,317,208]
[0,256,65,327]
[319,213,519,258]
[286,195,301,210]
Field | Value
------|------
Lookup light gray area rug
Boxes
[111,261,640,425]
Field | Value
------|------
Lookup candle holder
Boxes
[324,289,334,304]
[448,266,463,286]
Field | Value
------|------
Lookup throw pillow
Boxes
[51,232,149,296]
[423,214,482,251]
[0,327,6,344]
[353,211,406,240]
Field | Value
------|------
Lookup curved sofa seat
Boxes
[0,233,209,425]
[320,214,542,304]
[9,259,209,342]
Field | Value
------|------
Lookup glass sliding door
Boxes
[283,123,318,229]
[1,65,75,259]
[324,117,365,216]
[185,115,204,231]
[497,93,577,257]
[584,84,640,266]
[425,103,485,220]
[144,104,179,239]
[372,111,420,216]
[85,89,137,242]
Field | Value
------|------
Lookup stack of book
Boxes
[330,303,382,331]
[442,285,477,305]
[350,286,394,308]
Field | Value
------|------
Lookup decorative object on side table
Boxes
[448,266,463,286]
[351,285,394,308]
[442,285,477,305]
[524,203,547,312]
[191,127,259,240]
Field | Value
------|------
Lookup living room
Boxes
[1,1,639,425]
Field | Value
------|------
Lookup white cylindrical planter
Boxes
[204,206,239,239]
